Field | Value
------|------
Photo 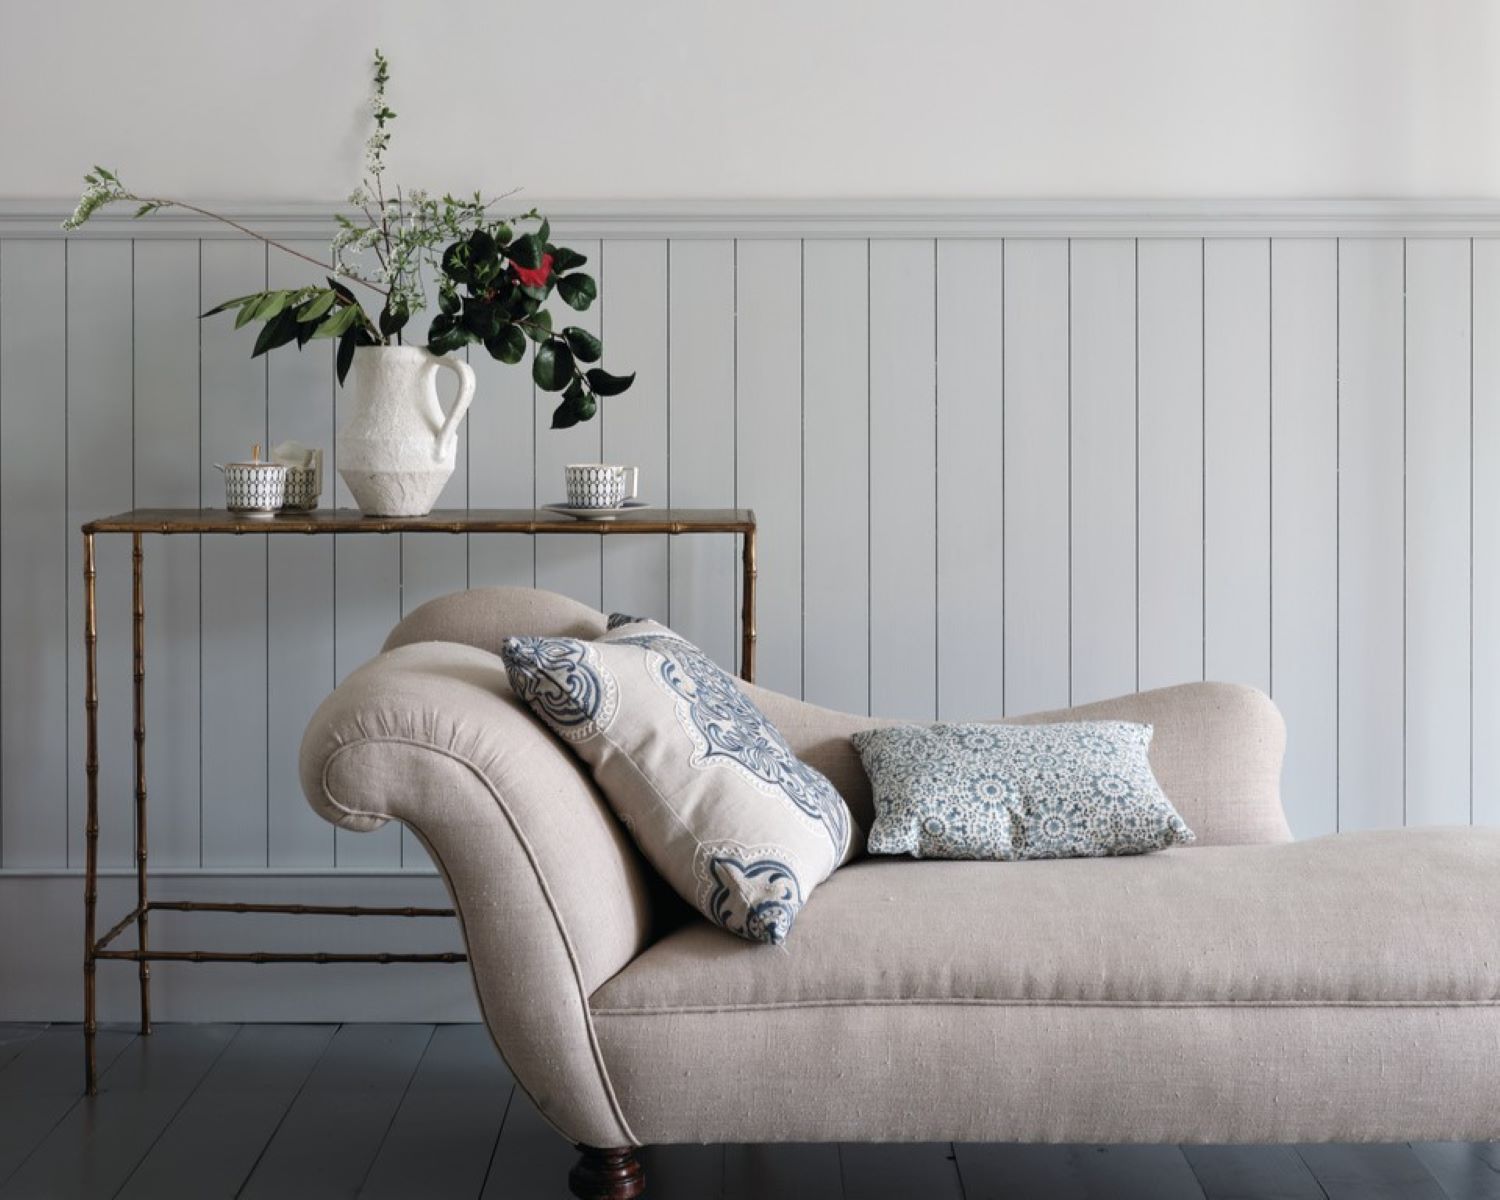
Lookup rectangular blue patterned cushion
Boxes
[502,619,855,945]
[851,720,1194,860]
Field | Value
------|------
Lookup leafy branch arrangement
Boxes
[64,51,632,429]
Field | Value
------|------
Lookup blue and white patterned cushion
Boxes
[852,721,1193,860]
[503,618,854,945]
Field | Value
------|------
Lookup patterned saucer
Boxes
[542,499,652,521]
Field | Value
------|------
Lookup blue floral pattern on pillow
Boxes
[610,629,851,858]
[502,637,618,743]
[852,720,1194,860]
[696,843,803,946]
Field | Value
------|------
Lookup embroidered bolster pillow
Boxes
[852,720,1194,860]
[501,619,855,945]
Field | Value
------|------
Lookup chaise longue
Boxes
[299,586,1500,1199]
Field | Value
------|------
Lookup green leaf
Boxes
[251,310,299,358]
[379,301,410,340]
[537,219,550,244]
[326,276,357,305]
[532,339,574,392]
[460,300,502,340]
[234,295,268,329]
[295,291,337,322]
[550,246,587,272]
[468,227,496,260]
[337,328,359,385]
[585,367,635,397]
[550,381,596,429]
[556,273,597,311]
[521,310,553,342]
[563,326,603,363]
[438,286,460,316]
[312,303,362,340]
[200,292,261,318]
[508,232,544,270]
[485,324,526,364]
[253,291,290,321]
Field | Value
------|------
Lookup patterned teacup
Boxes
[565,463,639,509]
[215,445,286,517]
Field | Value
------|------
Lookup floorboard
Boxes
[236,1023,433,1200]
[361,1024,514,1200]
[0,1023,236,1200]
[113,1023,336,1200]
[1182,1145,1328,1199]
[0,1026,45,1074]
[480,1088,576,1199]
[725,1143,843,1200]
[0,1026,135,1185]
[1410,1143,1500,1200]
[1296,1144,1449,1200]
[639,1144,727,1200]
[955,1143,1206,1200]
[841,1142,964,1199]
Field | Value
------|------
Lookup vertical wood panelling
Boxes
[1203,238,1271,692]
[732,241,799,691]
[535,240,603,608]
[667,239,737,667]
[1404,238,1472,826]
[935,240,1004,720]
[198,240,268,867]
[1002,239,1070,716]
[0,240,68,866]
[66,240,135,868]
[467,338,534,589]
[601,241,669,624]
[801,240,869,713]
[1270,239,1339,838]
[1338,238,1407,831]
[266,245,338,868]
[1069,239,1136,705]
[869,240,937,719]
[132,239,201,866]
[1137,239,1204,691]
[5,219,1500,875]
[1475,239,1500,827]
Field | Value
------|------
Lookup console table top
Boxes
[83,507,757,535]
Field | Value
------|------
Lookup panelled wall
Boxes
[3,204,1499,883]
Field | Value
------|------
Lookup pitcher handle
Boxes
[430,354,476,462]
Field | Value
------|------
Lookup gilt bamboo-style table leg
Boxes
[740,526,757,684]
[131,533,151,1035]
[82,531,100,1095]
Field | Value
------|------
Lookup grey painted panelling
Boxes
[935,240,1004,721]
[0,240,68,865]
[1338,239,1406,832]
[1136,238,1204,693]
[1,220,1496,872]
[1068,239,1137,706]
[1404,238,1472,827]
[600,241,669,623]
[1475,239,1500,828]
[801,240,870,714]
[1270,239,1339,839]
[1203,238,1271,693]
[199,240,269,867]
[733,241,800,694]
[1002,239,1070,716]
[869,240,937,720]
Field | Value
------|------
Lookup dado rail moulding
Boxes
[6,197,1500,239]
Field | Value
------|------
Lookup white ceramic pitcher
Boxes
[336,346,476,517]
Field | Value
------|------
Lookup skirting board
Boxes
[0,873,481,1022]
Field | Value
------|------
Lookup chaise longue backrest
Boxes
[385,585,1292,848]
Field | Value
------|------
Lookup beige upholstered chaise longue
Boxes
[300,586,1500,1200]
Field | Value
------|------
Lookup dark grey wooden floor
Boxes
[0,1023,1496,1199]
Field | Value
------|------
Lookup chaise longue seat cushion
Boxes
[588,828,1500,1144]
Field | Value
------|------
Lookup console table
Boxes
[78,506,758,1093]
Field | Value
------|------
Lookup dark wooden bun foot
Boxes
[568,1145,646,1199]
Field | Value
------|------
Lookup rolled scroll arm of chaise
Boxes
[298,589,650,1149]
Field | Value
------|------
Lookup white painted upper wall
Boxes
[2,0,1498,201]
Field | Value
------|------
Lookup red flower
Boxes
[513,253,553,288]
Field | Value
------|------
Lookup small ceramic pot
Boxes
[217,458,287,516]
